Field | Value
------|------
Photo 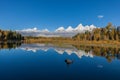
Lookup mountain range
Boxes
[55,24,96,32]
[16,24,97,37]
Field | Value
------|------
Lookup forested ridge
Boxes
[73,23,120,41]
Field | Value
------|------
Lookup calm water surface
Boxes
[0,43,120,80]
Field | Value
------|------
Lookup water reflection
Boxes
[73,45,120,62]
[0,43,120,80]
[0,42,21,49]
[18,44,120,62]
[19,44,94,58]
[0,43,120,62]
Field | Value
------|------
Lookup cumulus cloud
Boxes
[98,15,104,19]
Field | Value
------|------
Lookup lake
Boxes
[0,43,120,80]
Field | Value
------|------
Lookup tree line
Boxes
[73,23,120,41]
[0,30,24,41]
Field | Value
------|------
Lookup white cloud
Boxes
[98,15,104,19]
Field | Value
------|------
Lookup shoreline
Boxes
[0,39,120,48]
[23,39,120,48]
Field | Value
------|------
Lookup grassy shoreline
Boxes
[1,38,120,48]
[23,38,120,47]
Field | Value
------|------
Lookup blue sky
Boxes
[0,0,120,31]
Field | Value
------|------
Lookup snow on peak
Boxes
[75,24,84,31]
[19,27,38,32]
[41,29,49,32]
[55,27,65,32]
[33,27,37,30]
[66,26,74,32]
[90,24,96,28]
[55,23,96,33]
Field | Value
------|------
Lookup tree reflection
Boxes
[73,45,120,62]
[0,42,120,62]
[0,42,21,49]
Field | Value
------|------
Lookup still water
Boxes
[0,43,120,80]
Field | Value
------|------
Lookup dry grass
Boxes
[24,38,120,48]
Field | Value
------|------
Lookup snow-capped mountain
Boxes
[55,27,65,32]
[55,24,96,33]
[41,29,49,32]
[74,24,84,31]
[19,27,38,32]
[65,26,74,32]
[16,23,97,37]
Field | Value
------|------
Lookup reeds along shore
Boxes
[23,37,120,47]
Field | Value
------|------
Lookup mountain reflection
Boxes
[19,44,120,62]
[0,43,120,62]
[19,44,94,58]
